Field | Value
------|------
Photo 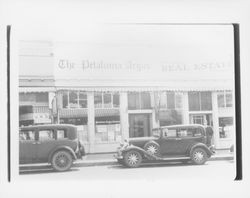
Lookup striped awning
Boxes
[19,87,56,93]
[58,108,120,118]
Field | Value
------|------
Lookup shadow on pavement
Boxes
[19,167,80,175]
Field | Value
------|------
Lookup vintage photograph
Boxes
[17,24,236,180]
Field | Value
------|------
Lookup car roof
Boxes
[155,124,206,129]
[20,124,76,130]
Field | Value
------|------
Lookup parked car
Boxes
[115,124,215,168]
[19,124,85,171]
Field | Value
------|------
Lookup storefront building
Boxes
[19,25,235,153]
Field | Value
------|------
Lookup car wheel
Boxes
[191,148,208,165]
[51,150,73,172]
[144,143,160,156]
[124,150,142,168]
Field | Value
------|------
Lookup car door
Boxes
[36,129,56,162]
[158,128,181,156]
[19,130,37,164]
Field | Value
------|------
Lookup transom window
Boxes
[159,92,182,109]
[62,91,87,109]
[188,92,212,111]
[94,92,120,108]
[128,92,151,110]
[217,91,233,108]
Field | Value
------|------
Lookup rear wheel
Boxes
[51,150,73,171]
[191,148,208,165]
[124,150,142,168]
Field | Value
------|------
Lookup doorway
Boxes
[129,114,151,138]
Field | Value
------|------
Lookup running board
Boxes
[149,156,190,161]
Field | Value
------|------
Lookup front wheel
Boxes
[51,150,73,171]
[191,148,208,165]
[124,150,142,168]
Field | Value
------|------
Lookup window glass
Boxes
[69,91,78,108]
[94,93,103,108]
[217,93,225,108]
[163,128,177,137]
[175,94,182,109]
[103,93,112,108]
[159,92,167,108]
[19,130,35,141]
[62,92,68,108]
[36,93,48,103]
[201,92,212,110]
[128,92,140,109]
[226,93,233,107]
[219,117,233,139]
[113,93,120,107]
[57,129,67,139]
[152,128,161,137]
[167,92,175,109]
[39,130,55,141]
[79,92,87,108]
[141,92,151,109]
[188,92,200,111]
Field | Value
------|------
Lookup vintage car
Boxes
[19,124,85,171]
[115,124,215,168]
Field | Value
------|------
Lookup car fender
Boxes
[122,145,159,160]
[48,146,77,163]
[144,140,160,148]
[189,143,213,157]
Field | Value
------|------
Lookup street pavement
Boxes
[19,160,235,181]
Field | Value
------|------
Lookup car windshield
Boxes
[152,128,161,137]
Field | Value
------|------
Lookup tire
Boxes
[144,142,160,156]
[51,150,73,172]
[191,148,208,165]
[124,150,142,168]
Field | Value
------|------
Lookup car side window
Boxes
[39,130,55,141]
[163,129,177,138]
[19,130,35,141]
[57,129,67,139]
[193,128,203,137]
[178,128,193,137]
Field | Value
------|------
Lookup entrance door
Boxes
[129,114,150,138]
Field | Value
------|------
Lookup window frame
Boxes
[62,91,88,109]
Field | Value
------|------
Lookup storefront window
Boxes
[128,92,151,110]
[113,93,120,107]
[188,92,212,111]
[217,91,233,108]
[95,116,121,142]
[159,110,182,126]
[219,117,233,139]
[69,91,78,108]
[95,92,120,108]
[103,93,112,108]
[62,91,87,109]
[36,93,48,103]
[159,92,182,109]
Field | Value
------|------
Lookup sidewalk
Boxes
[74,149,234,167]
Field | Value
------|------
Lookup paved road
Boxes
[19,160,236,181]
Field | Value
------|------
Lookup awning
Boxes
[19,87,56,93]
[58,108,120,118]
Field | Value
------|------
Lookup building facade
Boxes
[19,39,235,153]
